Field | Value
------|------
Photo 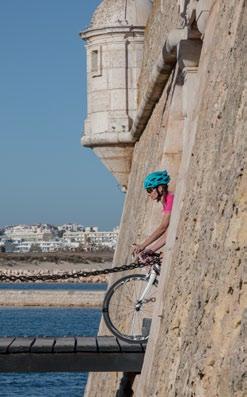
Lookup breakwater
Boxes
[0,290,105,307]
[0,268,108,284]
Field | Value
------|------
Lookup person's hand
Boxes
[139,249,154,261]
[131,243,144,256]
[137,249,155,266]
[142,249,155,257]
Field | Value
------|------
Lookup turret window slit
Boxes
[91,47,102,77]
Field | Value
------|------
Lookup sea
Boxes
[0,283,106,397]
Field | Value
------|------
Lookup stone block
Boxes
[90,91,110,113]
[109,50,126,68]
[108,69,126,89]
[91,112,108,134]
[90,73,108,91]
[110,89,127,111]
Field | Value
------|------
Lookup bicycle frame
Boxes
[135,267,158,311]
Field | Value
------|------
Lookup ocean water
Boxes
[0,284,104,397]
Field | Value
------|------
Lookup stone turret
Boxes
[80,0,152,189]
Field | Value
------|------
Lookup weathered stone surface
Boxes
[137,1,247,396]
[85,0,247,396]
[138,0,181,103]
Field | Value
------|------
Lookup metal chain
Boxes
[0,259,160,283]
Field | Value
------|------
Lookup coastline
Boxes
[0,253,111,306]
[0,266,109,284]
[0,252,113,284]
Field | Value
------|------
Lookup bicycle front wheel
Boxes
[103,274,158,343]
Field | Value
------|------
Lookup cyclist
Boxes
[132,170,174,258]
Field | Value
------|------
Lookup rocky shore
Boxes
[0,251,113,284]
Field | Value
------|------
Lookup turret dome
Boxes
[90,0,152,29]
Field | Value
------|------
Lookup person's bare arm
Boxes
[145,232,167,252]
[132,212,171,254]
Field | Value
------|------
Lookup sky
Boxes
[0,0,125,230]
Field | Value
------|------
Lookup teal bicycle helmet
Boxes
[144,170,170,189]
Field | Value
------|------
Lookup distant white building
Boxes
[84,226,98,233]
[2,224,119,252]
[86,229,119,249]
[4,224,54,242]
[38,240,64,252]
[57,223,84,232]
[13,241,32,253]
[62,231,86,244]
[13,240,66,253]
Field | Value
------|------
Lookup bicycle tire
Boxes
[102,274,158,343]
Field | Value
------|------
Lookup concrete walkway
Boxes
[0,290,105,307]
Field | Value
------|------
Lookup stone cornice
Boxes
[80,26,145,40]
[81,132,135,147]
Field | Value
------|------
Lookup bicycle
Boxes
[102,252,161,344]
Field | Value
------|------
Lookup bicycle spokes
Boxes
[103,274,158,343]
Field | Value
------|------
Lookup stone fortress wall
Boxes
[84,0,246,396]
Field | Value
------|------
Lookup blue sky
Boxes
[0,0,124,230]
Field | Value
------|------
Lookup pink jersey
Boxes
[162,192,174,213]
